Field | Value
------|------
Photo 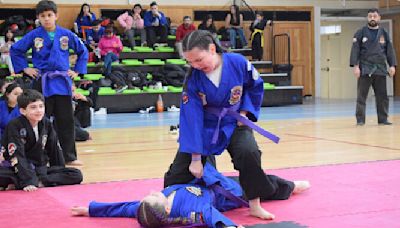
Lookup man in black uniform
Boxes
[350,8,397,126]
[0,89,82,191]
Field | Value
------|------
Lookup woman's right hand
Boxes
[23,67,39,78]
[189,159,203,178]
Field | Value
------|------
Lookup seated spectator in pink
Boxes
[117,3,146,49]
[98,26,123,77]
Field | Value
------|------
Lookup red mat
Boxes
[1,160,400,228]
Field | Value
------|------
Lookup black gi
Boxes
[250,19,268,61]
[0,116,82,189]
[350,26,397,124]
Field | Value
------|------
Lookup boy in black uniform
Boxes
[250,11,271,61]
[350,8,397,126]
[0,89,82,191]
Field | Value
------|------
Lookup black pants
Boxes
[251,33,263,61]
[164,126,294,200]
[0,166,82,189]
[356,75,389,123]
[45,95,77,162]
[146,25,168,47]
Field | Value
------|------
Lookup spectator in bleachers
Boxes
[117,3,147,49]
[250,11,271,61]
[85,20,104,63]
[144,1,168,47]
[98,26,123,77]
[75,3,96,36]
[175,16,196,58]
[198,14,217,34]
[0,83,22,140]
[0,30,16,75]
[225,5,247,49]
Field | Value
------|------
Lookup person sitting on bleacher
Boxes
[75,3,96,36]
[175,16,196,58]
[225,4,248,49]
[85,20,105,63]
[143,1,168,48]
[198,14,217,34]
[117,3,147,49]
[98,26,122,77]
[0,30,16,75]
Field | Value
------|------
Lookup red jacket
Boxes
[176,24,196,42]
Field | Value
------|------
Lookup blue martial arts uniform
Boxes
[178,53,264,156]
[88,163,243,227]
[75,13,97,34]
[0,100,21,140]
[10,26,88,97]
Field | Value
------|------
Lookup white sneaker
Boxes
[167,105,180,112]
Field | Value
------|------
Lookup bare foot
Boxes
[250,206,275,220]
[293,180,311,194]
[66,160,84,166]
[71,206,89,216]
[249,198,275,220]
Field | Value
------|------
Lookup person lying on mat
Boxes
[71,162,310,227]
[0,89,83,191]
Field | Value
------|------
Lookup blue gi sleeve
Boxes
[89,201,140,217]
[202,206,237,228]
[10,32,34,73]
[143,12,153,27]
[240,61,264,122]
[178,74,205,155]
[69,33,88,74]
[159,12,168,26]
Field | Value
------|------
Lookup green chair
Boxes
[122,59,142,66]
[166,59,186,65]
[145,88,167,93]
[83,74,103,81]
[111,62,121,66]
[75,89,90,96]
[122,88,142,94]
[122,46,132,52]
[168,86,183,93]
[6,76,14,80]
[0,64,8,69]
[87,62,96,67]
[167,35,176,40]
[28,63,34,67]
[143,59,165,65]
[155,46,174,53]
[263,83,275,90]
[146,73,153,80]
[133,46,153,52]
[98,87,116,95]
[73,76,81,81]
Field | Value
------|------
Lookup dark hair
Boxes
[36,0,57,15]
[368,8,379,15]
[78,3,92,18]
[91,19,102,26]
[133,3,142,9]
[150,1,157,7]
[182,30,225,53]
[2,83,21,103]
[137,201,193,227]
[183,16,191,20]
[230,4,241,23]
[4,30,15,43]
[255,11,264,17]
[17,89,44,109]
[104,26,114,34]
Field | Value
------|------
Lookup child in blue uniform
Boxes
[163,30,289,220]
[10,0,89,165]
[71,163,309,227]
[0,83,23,139]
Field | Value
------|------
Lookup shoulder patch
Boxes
[186,186,202,196]
[8,143,16,156]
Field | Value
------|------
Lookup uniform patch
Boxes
[8,143,16,156]
[379,35,385,44]
[19,128,27,137]
[229,86,243,105]
[182,92,189,104]
[60,36,69,50]
[186,186,202,196]
[42,135,48,149]
[353,37,357,43]
[362,37,368,43]
[34,37,44,52]
[198,92,207,106]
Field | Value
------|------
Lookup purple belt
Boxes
[210,183,249,208]
[205,104,280,144]
[41,71,72,97]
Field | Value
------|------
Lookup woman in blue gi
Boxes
[10,0,88,166]
[75,3,97,35]
[71,163,310,227]
[163,30,300,220]
[0,83,23,139]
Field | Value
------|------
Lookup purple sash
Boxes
[205,104,280,144]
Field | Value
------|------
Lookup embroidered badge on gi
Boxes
[379,35,385,44]
[186,186,202,196]
[362,37,368,43]
[42,135,48,149]
[229,86,243,105]
[182,92,189,104]
[34,37,44,52]
[20,128,27,137]
[60,36,69,50]
[198,92,207,106]
[8,143,16,156]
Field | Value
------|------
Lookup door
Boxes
[320,34,342,98]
